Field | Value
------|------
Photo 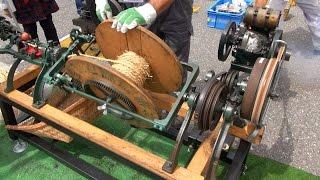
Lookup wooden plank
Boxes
[229,123,264,145]
[0,89,203,180]
[187,120,222,174]
[126,29,142,55]
[95,22,128,59]
[1,65,41,90]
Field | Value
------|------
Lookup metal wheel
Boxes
[195,79,229,131]
[220,70,239,92]
[241,57,279,126]
[218,22,237,61]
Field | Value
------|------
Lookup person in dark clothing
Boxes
[95,0,193,64]
[2,0,60,44]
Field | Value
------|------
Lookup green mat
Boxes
[0,116,318,179]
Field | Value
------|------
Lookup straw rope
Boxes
[95,51,152,87]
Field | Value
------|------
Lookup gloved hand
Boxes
[95,0,113,22]
[112,3,157,33]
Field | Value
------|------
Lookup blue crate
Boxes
[207,0,253,30]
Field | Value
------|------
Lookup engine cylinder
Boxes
[244,7,281,31]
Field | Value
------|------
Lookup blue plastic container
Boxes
[207,0,253,30]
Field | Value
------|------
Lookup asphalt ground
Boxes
[0,0,319,176]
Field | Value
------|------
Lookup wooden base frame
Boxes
[0,66,265,179]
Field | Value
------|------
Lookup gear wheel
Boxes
[84,80,136,112]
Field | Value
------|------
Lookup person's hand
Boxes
[112,3,157,33]
[95,0,113,22]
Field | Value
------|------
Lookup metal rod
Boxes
[15,132,114,180]
[62,85,155,127]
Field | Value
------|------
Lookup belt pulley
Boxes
[195,78,229,131]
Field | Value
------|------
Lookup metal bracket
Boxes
[162,98,197,173]
[5,58,22,93]
[205,104,235,180]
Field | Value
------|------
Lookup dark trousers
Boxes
[22,14,59,43]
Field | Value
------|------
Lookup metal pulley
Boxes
[244,6,281,31]
[194,78,229,131]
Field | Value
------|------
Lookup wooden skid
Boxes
[0,67,203,179]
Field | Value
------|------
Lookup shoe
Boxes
[313,49,320,55]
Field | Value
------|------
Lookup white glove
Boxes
[0,0,8,12]
[95,0,113,22]
[112,3,157,33]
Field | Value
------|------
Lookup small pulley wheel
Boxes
[218,22,237,61]
[220,70,239,92]
[195,78,229,131]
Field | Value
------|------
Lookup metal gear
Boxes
[72,78,84,91]
[195,78,229,131]
[84,80,136,112]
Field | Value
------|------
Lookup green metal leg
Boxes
[32,66,50,108]
[5,58,22,93]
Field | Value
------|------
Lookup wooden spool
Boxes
[64,55,159,128]
[95,21,183,94]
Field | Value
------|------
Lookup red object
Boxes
[25,45,43,59]
[23,0,30,4]
[20,32,31,41]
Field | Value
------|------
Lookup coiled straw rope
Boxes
[97,51,152,87]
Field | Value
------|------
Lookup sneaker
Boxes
[313,49,320,55]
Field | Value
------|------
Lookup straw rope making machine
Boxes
[0,6,290,180]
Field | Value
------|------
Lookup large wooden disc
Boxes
[64,55,159,128]
[95,21,183,94]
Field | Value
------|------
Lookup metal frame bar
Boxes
[0,89,112,179]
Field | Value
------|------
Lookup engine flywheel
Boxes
[218,21,237,61]
[195,78,229,131]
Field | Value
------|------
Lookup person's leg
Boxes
[268,0,287,11]
[22,23,39,39]
[297,0,320,51]
[39,14,59,43]
[75,0,84,15]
